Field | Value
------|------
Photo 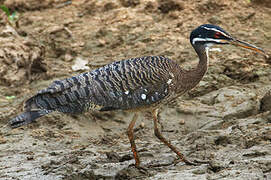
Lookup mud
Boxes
[0,0,271,179]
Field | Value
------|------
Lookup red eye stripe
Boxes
[214,32,222,38]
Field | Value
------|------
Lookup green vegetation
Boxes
[5,96,16,100]
[0,5,19,25]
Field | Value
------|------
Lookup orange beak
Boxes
[226,38,267,57]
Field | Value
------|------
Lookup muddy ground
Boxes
[0,0,271,179]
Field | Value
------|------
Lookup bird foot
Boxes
[173,157,209,166]
[147,162,175,168]
[128,163,148,174]
[146,158,209,168]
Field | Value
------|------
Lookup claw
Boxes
[128,163,148,174]
[173,158,197,166]
[174,157,209,166]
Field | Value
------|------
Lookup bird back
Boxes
[24,56,178,113]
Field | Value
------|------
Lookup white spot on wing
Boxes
[124,91,129,95]
[169,72,174,78]
[167,79,172,84]
[141,94,146,100]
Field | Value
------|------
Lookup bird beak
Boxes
[226,38,267,56]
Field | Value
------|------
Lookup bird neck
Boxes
[194,44,209,79]
[176,44,208,93]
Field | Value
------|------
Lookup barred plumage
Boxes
[10,24,266,168]
[10,56,183,128]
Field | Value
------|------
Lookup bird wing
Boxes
[92,56,174,111]
[24,56,175,113]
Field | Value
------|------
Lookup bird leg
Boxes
[127,113,140,168]
[152,109,197,166]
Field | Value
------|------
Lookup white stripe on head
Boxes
[201,26,231,39]
[192,37,222,45]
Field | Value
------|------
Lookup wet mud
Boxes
[0,0,271,179]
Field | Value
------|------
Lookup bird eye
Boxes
[214,32,222,38]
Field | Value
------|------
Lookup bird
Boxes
[9,24,267,168]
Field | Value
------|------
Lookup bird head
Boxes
[190,24,266,56]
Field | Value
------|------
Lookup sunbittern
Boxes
[10,24,267,168]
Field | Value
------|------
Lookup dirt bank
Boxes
[0,0,271,179]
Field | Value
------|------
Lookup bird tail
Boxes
[9,109,52,128]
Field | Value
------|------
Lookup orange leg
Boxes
[152,109,196,165]
[127,113,140,167]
